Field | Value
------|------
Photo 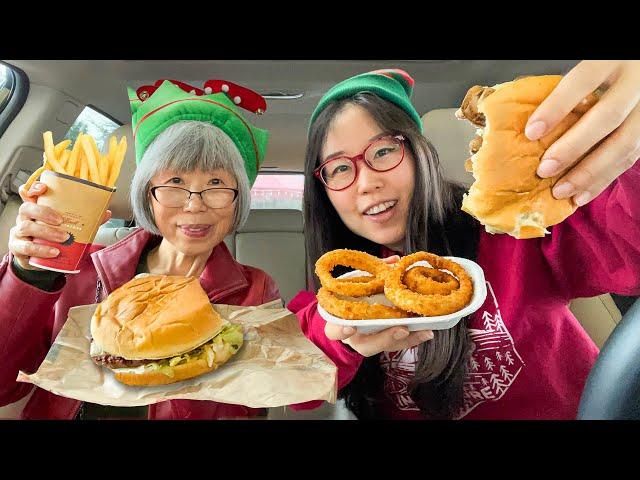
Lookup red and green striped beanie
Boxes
[129,79,269,186]
[309,68,423,133]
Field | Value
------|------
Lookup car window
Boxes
[63,106,123,227]
[251,173,304,210]
[0,64,11,110]
[63,105,120,152]
[0,62,25,139]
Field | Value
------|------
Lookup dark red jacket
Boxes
[0,228,280,419]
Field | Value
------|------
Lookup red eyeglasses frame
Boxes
[313,135,406,191]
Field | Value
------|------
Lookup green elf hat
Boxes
[309,68,423,134]
[129,79,269,186]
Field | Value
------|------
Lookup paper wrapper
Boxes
[17,300,337,408]
[30,170,115,274]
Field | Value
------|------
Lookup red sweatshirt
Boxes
[289,162,640,419]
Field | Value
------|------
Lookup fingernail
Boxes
[552,182,575,199]
[49,248,60,256]
[525,120,546,140]
[51,216,63,225]
[342,327,355,335]
[537,159,560,178]
[394,330,409,340]
[59,232,70,242]
[420,331,434,341]
[574,191,592,207]
[32,183,43,191]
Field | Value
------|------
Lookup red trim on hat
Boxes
[370,68,415,87]
[204,80,267,114]
[154,79,206,96]
[133,97,259,164]
[138,79,267,115]
[136,85,158,101]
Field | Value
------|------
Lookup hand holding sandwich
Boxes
[526,60,640,206]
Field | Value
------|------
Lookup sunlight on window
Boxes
[0,65,7,87]
[0,64,12,108]
[64,106,120,152]
[251,174,304,210]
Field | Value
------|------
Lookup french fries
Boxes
[24,131,127,191]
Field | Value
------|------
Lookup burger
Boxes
[90,275,244,386]
[455,75,599,239]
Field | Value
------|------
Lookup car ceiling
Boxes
[5,60,580,171]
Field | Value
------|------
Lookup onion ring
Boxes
[384,252,473,316]
[317,287,412,320]
[403,267,460,296]
[315,249,388,297]
[337,276,376,284]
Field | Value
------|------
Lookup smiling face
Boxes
[321,104,415,252]
[149,168,237,257]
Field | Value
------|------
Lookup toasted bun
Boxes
[113,346,235,386]
[458,75,598,239]
[91,275,223,360]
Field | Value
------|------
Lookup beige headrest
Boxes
[237,209,303,233]
[421,109,476,186]
[108,124,136,219]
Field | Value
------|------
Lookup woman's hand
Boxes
[526,60,640,207]
[8,181,112,271]
[323,255,435,356]
[325,322,434,357]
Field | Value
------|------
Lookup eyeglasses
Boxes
[150,186,238,209]
[314,135,406,191]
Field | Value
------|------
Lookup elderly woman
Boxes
[0,80,279,419]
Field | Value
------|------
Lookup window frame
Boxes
[83,103,123,129]
[0,61,29,141]
[63,103,123,151]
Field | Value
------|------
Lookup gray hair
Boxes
[130,121,251,235]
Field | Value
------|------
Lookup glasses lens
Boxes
[365,137,403,171]
[154,186,189,207]
[320,158,355,190]
[201,189,236,208]
[153,187,236,208]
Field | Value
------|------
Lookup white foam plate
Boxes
[317,257,487,334]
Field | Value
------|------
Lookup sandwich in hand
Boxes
[456,75,599,239]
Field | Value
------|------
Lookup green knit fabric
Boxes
[129,81,269,186]
[309,69,423,133]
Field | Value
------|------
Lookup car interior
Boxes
[0,60,636,419]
